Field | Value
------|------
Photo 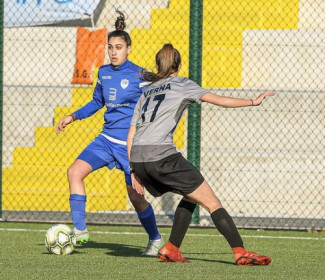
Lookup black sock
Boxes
[169,199,197,248]
[211,208,243,248]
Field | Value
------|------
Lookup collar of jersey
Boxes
[109,59,131,71]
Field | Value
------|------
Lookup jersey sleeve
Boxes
[73,71,105,120]
[183,78,210,104]
[130,96,142,126]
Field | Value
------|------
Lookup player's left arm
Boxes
[200,91,275,107]
[127,125,136,161]
[127,125,145,195]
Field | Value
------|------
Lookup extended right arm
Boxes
[200,91,275,107]
[56,79,105,134]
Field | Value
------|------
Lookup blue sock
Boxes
[137,204,161,240]
[69,194,87,231]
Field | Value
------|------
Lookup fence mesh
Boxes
[1,0,324,230]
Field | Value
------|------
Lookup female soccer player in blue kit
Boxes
[127,44,275,265]
[56,11,163,256]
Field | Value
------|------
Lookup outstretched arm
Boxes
[56,80,105,134]
[127,125,145,195]
[127,125,136,161]
[56,114,76,134]
[200,91,275,107]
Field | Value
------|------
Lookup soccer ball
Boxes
[45,224,76,255]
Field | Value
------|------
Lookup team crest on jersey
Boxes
[121,79,129,89]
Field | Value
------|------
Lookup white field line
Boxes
[1,227,325,241]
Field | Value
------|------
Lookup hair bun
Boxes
[114,8,126,31]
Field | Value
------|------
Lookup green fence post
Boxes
[0,0,3,218]
[188,0,203,224]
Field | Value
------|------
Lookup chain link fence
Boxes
[1,0,324,230]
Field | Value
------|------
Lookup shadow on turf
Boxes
[184,252,235,265]
[39,242,235,264]
[74,242,235,264]
[78,241,144,257]
[40,242,142,257]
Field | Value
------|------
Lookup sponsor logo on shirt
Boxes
[109,88,117,100]
[121,79,129,89]
[106,103,130,108]
[102,76,112,79]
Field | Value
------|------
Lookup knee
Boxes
[128,189,147,209]
[67,164,82,182]
[128,190,142,205]
[206,201,223,214]
[200,200,223,214]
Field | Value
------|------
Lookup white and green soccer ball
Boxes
[45,224,76,255]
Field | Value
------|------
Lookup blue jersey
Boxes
[73,60,144,141]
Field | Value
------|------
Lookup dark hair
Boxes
[143,44,181,82]
[114,7,126,30]
[107,8,131,46]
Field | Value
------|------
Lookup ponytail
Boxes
[143,44,181,83]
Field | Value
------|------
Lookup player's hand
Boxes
[252,91,275,106]
[131,172,145,195]
[56,115,74,134]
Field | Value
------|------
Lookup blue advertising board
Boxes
[5,0,101,27]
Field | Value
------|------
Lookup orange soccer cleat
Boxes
[235,251,271,266]
[158,243,190,263]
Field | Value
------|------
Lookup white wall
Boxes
[242,30,325,91]
[299,0,325,29]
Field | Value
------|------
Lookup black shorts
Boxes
[131,153,205,197]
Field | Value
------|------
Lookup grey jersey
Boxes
[130,76,209,162]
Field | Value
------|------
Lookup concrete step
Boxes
[299,0,325,29]
[200,166,324,217]
[36,114,186,149]
[150,8,189,31]
[200,151,325,173]
[35,126,101,148]
[129,43,189,77]
[203,0,298,29]
[242,30,325,90]
[71,87,95,107]
[131,29,189,44]
[53,106,105,127]
[200,90,325,153]
[2,166,127,211]
[12,147,83,167]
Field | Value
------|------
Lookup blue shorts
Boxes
[77,134,131,185]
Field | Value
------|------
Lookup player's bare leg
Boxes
[68,159,92,195]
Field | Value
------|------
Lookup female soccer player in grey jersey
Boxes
[127,43,275,265]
